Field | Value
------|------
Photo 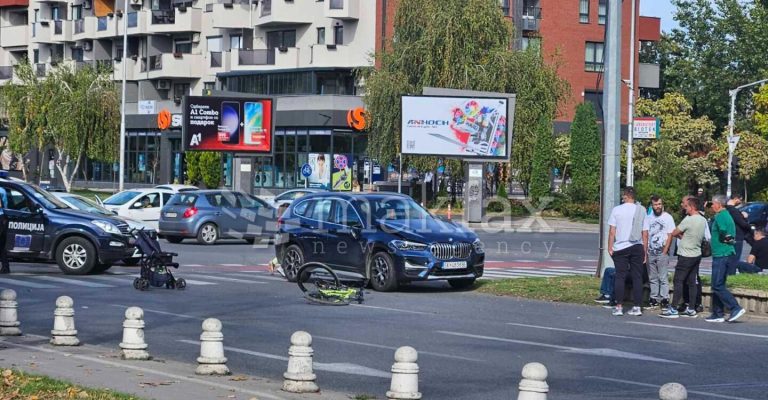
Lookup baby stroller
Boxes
[131,229,186,291]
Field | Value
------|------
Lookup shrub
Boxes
[569,103,601,202]
[561,202,600,221]
[529,115,554,206]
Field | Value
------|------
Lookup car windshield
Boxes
[104,191,141,206]
[28,185,69,209]
[63,195,113,216]
[356,197,431,221]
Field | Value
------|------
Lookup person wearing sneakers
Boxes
[661,197,706,319]
[706,195,746,323]
[643,195,675,308]
[607,187,646,317]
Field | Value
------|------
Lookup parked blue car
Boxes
[159,190,275,245]
[275,192,484,291]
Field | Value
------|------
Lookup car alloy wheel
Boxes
[63,243,88,270]
[199,223,218,244]
[283,246,303,282]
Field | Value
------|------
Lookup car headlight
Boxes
[389,240,428,251]
[473,239,485,254]
[92,220,122,235]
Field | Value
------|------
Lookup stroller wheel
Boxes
[133,278,141,290]
[175,278,186,290]
[138,278,150,291]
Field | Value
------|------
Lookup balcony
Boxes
[144,53,203,79]
[235,49,274,66]
[112,57,139,80]
[256,0,313,27]
[35,63,46,77]
[0,25,28,47]
[325,0,358,20]
[521,7,541,31]
[31,21,53,43]
[0,66,13,80]
[53,20,73,42]
[205,0,251,29]
[117,10,148,35]
[148,8,202,34]
[72,18,95,40]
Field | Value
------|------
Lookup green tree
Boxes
[711,130,768,181]
[185,151,222,189]
[754,84,768,137]
[362,0,568,191]
[529,115,554,204]
[568,103,601,202]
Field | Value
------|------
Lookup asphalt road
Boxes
[4,231,767,400]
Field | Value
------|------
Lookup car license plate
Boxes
[166,212,177,218]
[442,261,467,270]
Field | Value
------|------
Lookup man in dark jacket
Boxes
[727,195,752,271]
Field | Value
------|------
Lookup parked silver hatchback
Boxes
[159,190,276,245]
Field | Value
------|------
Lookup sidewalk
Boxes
[0,334,352,400]
[443,215,600,233]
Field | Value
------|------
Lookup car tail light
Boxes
[277,215,284,229]
[183,207,198,218]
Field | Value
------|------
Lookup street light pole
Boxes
[118,0,129,191]
[626,0,636,187]
[727,78,768,198]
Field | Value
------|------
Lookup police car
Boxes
[0,173,134,274]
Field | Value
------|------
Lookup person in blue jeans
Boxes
[707,195,746,323]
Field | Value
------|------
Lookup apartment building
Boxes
[0,0,375,192]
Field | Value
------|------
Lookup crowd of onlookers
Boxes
[596,187,765,322]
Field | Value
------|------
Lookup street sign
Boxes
[728,135,740,153]
[633,117,660,139]
[301,163,312,178]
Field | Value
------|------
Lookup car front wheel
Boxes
[370,252,398,292]
[56,237,97,275]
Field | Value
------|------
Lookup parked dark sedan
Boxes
[159,190,275,244]
[274,192,484,291]
[739,202,768,227]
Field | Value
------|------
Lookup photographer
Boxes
[707,195,746,323]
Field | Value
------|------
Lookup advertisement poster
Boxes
[401,95,508,159]
[331,154,352,191]
[307,153,330,189]
[184,96,273,153]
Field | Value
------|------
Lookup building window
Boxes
[579,0,589,23]
[72,48,84,62]
[598,0,607,25]
[585,41,604,72]
[333,24,343,45]
[174,37,192,54]
[203,82,215,93]
[230,34,242,50]
[72,5,82,20]
[584,90,604,121]
[173,83,189,103]
[266,30,296,49]
[33,49,39,64]
[499,0,510,16]
[521,37,541,52]
[317,27,325,45]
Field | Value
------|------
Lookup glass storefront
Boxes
[82,131,163,184]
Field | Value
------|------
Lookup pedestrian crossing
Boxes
[481,267,596,280]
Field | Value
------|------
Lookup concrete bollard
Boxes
[195,318,230,375]
[50,296,79,346]
[119,307,150,360]
[517,362,549,400]
[282,331,319,393]
[386,346,421,400]
[0,289,21,336]
[659,383,688,400]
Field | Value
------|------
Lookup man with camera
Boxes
[707,195,746,323]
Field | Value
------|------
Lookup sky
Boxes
[640,0,678,32]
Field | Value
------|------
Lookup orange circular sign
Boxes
[157,109,172,130]
[346,107,366,131]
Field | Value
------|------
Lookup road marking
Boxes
[86,276,136,285]
[0,277,58,289]
[177,340,390,379]
[505,322,676,344]
[350,304,434,315]
[2,339,287,400]
[626,322,768,339]
[31,276,114,288]
[183,274,266,284]
[184,264,204,267]
[228,272,288,282]
[586,376,756,400]
[485,260,505,263]
[129,274,216,286]
[312,336,484,362]
[437,331,686,364]
[110,304,201,320]
[220,264,245,267]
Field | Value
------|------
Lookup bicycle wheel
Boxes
[296,263,349,306]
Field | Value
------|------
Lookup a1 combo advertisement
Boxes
[183,96,274,154]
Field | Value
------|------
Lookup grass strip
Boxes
[0,369,142,400]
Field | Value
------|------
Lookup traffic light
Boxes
[732,155,740,177]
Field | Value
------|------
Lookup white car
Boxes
[154,184,199,192]
[101,188,175,230]
[261,188,323,209]
[52,192,156,265]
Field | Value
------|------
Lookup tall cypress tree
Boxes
[529,115,554,205]
[569,103,601,202]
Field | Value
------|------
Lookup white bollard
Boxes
[119,307,150,360]
[0,289,21,336]
[659,383,688,400]
[386,346,421,400]
[195,318,230,375]
[282,331,319,393]
[517,362,549,400]
[50,296,79,346]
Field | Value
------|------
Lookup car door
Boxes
[217,191,244,238]
[301,198,333,264]
[326,199,365,273]
[126,192,162,228]
[0,186,47,257]
[236,193,273,238]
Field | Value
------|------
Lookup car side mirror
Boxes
[34,205,44,215]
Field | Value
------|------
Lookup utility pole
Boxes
[727,78,768,198]
[118,0,129,191]
[626,0,636,187]
[597,0,622,277]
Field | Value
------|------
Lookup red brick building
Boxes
[375,0,662,133]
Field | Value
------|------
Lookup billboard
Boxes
[307,153,330,189]
[331,154,353,191]
[401,95,509,159]
[183,96,274,153]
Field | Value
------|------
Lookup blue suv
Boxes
[275,192,484,291]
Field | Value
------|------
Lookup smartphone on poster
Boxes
[244,102,264,146]
[218,101,240,144]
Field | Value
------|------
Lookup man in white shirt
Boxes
[607,187,646,316]
[643,195,676,308]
